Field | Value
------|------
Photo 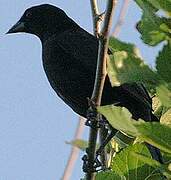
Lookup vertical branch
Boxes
[86,1,117,179]
[112,0,130,37]
[90,0,101,36]
[62,117,85,180]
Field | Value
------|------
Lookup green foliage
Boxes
[96,1,171,173]
[110,143,159,180]
[66,139,88,151]
[98,106,171,154]
[160,108,171,125]
[109,38,138,56]
[146,0,171,12]
[95,171,126,180]
[135,0,171,46]
[108,31,171,107]
[100,7,171,174]
[107,48,159,92]
[133,153,171,179]
[136,14,171,46]
[133,120,171,154]
[85,1,171,179]
[156,85,171,108]
[97,106,138,136]
[156,43,171,83]
[114,131,134,149]
[97,105,171,178]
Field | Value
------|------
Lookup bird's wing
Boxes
[54,30,152,117]
[112,82,153,121]
[56,28,98,73]
[120,83,152,109]
[56,30,152,107]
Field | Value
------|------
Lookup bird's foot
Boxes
[82,148,102,173]
[86,110,109,130]
[98,117,109,129]
[82,146,111,173]
[85,103,98,129]
[85,112,98,129]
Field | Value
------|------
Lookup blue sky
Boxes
[0,0,162,179]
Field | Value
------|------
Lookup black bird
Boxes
[7,4,162,163]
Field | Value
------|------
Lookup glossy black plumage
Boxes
[7,4,162,163]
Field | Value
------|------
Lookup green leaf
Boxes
[98,105,171,154]
[160,108,171,125]
[135,0,157,12]
[156,43,171,83]
[107,51,159,92]
[97,105,138,136]
[137,14,170,46]
[135,0,171,45]
[111,143,156,180]
[133,153,171,179]
[152,96,163,119]
[147,173,168,180]
[133,121,171,154]
[109,37,139,56]
[156,85,171,107]
[147,0,171,13]
[95,171,126,180]
[114,131,134,149]
[152,96,169,118]
[66,139,88,151]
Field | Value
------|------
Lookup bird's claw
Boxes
[98,118,109,129]
[82,150,102,173]
[86,109,109,129]
[85,108,98,129]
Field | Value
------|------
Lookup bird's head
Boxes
[7,4,77,39]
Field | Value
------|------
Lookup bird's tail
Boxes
[146,113,163,164]
[146,143,163,163]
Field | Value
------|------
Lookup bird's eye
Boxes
[25,11,32,18]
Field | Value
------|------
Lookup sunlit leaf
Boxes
[98,106,171,154]
[109,37,139,57]
[132,153,171,179]
[66,139,88,151]
[156,85,171,107]
[114,131,134,149]
[97,105,138,136]
[107,51,159,92]
[156,43,171,83]
[95,171,126,180]
[147,0,171,13]
[135,0,157,12]
[160,108,171,125]
[133,121,171,154]
[135,0,171,45]
[111,143,156,180]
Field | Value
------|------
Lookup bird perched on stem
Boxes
[7,4,163,164]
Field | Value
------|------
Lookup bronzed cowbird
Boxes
[7,4,163,163]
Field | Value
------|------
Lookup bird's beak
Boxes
[6,21,25,34]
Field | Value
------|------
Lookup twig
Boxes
[62,117,86,180]
[86,1,117,179]
[112,0,130,37]
[90,0,101,36]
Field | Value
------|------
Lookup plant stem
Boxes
[90,0,101,36]
[86,1,117,179]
